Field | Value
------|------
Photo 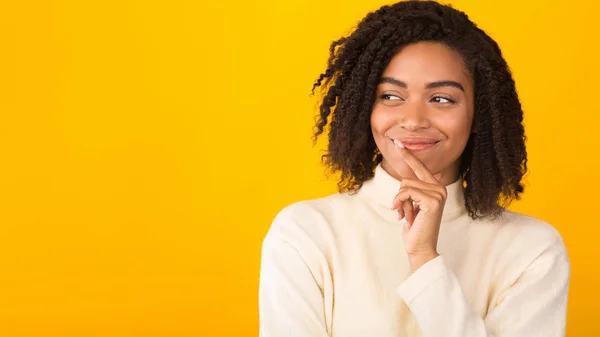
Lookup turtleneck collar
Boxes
[357,163,467,223]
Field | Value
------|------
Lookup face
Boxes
[371,41,475,185]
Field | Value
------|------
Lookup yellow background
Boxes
[0,0,597,336]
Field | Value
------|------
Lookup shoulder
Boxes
[481,211,571,296]
[485,210,569,265]
[263,192,354,251]
[272,192,353,226]
[496,210,564,245]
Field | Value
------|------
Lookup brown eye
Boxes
[380,94,402,101]
[431,96,455,104]
[379,93,404,107]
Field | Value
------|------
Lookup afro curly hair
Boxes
[312,0,527,219]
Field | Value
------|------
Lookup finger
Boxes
[393,139,438,184]
[410,204,421,228]
[392,196,414,216]
[391,187,414,210]
[403,199,414,227]
[391,187,412,211]
[399,177,447,198]
[393,186,445,213]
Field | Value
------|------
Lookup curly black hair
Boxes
[312,0,527,219]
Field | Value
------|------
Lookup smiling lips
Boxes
[392,138,440,151]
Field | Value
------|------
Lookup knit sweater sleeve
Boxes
[258,206,332,337]
[396,238,570,337]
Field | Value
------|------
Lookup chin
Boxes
[383,156,441,178]
[382,159,418,179]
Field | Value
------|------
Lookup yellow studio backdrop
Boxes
[0,0,597,336]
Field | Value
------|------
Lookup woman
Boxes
[258,1,570,336]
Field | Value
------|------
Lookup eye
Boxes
[380,93,403,101]
[379,93,405,107]
[431,96,455,104]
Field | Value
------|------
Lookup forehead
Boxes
[381,41,471,85]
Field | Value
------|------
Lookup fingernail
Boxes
[393,139,405,149]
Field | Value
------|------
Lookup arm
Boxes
[396,239,570,337]
[258,209,331,337]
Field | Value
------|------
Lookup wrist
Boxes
[408,251,439,272]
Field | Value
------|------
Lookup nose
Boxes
[398,101,430,131]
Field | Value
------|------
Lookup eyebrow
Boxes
[379,76,465,92]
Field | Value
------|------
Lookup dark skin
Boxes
[372,42,475,272]
[393,145,444,272]
[312,0,527,222]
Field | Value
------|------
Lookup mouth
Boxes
[391,138,440,152]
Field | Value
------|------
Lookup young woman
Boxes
[258,1,570,336]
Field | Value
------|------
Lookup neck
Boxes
[380,159,461,186]
[358,163,467,223]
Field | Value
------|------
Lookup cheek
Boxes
[440,114,473,149]
[370,107,390,135]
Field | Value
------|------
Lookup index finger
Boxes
[394,139,438,183]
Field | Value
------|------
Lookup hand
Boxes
[390,144,447,272]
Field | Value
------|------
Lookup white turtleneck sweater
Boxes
[258,164,570,337]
